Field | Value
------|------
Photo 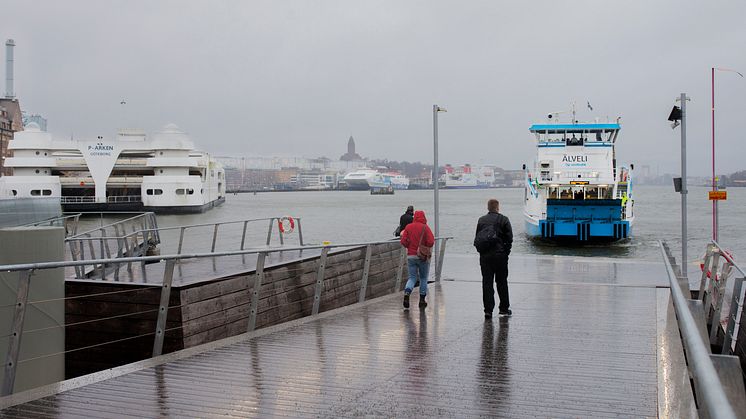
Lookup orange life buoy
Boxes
[278,216,295,234]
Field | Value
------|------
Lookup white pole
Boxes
[679,93,688,276]
[433,105,440,269]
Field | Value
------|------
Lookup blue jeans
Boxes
[405,256,429,296]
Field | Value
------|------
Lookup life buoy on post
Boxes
[278,216,295,235]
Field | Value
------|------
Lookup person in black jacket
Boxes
[474,199,513,319]
[395,205,414,237]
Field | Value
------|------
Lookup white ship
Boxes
[439,164,485,189]
[523,114,634,242]
[0,123,226,213]
[343,169,409,190]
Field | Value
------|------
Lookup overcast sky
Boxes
[4,1,745,175]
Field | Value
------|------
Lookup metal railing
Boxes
[0,236,451,396]
[59,195,143,204]
[660,240,739,419]
[22,214,81,238]
[698,241,745,355]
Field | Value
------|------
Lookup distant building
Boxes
[0,98,23,177]
[339,136,362,161]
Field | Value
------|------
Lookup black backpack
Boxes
[473,215,502,253]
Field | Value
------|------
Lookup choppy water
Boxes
[136,186,746,271]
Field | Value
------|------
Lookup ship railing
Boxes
[0,236,452,397]
[660,241,743,418]
[59,195,143,204]
[63,216,305,280]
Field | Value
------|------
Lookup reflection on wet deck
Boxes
[2,254,669,417]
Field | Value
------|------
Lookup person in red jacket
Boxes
[399,210,435,309]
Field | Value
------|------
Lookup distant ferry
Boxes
[0,123,225,213]
[439,164,489,189]
[343,168,409,190]
[523,114,634,242]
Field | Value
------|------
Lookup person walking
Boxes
[474,199,513,319]
[400,210,435,309]
[395,205,414,237]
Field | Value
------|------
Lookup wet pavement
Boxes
[2,254,666,418]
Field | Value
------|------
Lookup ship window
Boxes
[35,169,40,174]
[586,186,599,199]
[35,151,40,155]
[186,188,194,195]
[159,169,163,174]
[548,187,559,199]
[176,188,185,195]
[154,189,163,195]
[11,190,17,196]
[559,187,572,199]
[42,189,52,196]
[30,189,41,196]
[200,189,204,194]
[146,189,153,195]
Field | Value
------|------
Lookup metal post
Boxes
[435,238,447,282]
[394,247,407,292]
[709,262,730,345]
[277,220,284,246]
[177,227,186,254]
[1,270,32,396]
[679,93,688,275]
[711,68,717,242]
[296,218,304,246]
[699,247,713,298]
[704,252,721,320]
[722,277,744,354]
[358,245,373,303]
[311,247,329,315]
[152,260,176,357]
[266,218,274,246]
[240,221,248,250]
[211,224,219,252]
[248,252,266,332]
[433,105,440,272]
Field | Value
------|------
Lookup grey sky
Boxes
[4,1,745,176]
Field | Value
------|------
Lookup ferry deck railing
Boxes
[0,236,451,396]
[660,240,741,419]
[59,195,143,204]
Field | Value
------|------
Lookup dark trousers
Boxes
[480,254,510,313]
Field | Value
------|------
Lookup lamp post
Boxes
[433,104,446,272]
[711,67,744,241]
[669,94,689,274]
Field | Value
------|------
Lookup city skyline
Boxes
[3,1,745,177]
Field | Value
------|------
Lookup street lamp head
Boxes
[434,105,447,113]
[668,105,682,122]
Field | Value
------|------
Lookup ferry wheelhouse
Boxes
[523,119,634,242]
[0,123,225,213]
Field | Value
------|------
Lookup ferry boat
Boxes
[343,168,409,190]
[523,116,634,242]
[0,123,226,213]
[439,164,487,189]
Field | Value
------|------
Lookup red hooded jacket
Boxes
[400,210,435,256]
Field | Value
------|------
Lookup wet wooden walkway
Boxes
[2,254,681,418]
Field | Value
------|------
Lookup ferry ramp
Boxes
[0,254,702,418]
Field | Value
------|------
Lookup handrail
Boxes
[712,240,746,278]
[69,213,155,239]
[659,240,737,419]
[0,237,452,272]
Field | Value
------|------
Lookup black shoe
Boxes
[403,293,410,309]
[498,309,512,317]
[419,295,427,309]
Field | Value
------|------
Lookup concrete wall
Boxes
[0,227,65,393]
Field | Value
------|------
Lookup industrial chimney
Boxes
[5,39,14,99]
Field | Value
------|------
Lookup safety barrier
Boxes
[660,240,743,419]
[0,236,450,395]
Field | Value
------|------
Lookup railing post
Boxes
[152,259,176,357]
[435,238,447,282]
[177,227,186,254]
[395,247,407,292]
[211,224,219,252]
[277,220,284,246]
[710,263,732,345]
[296,218,304,246]
[722,276,744,355]
[704,251,721,320]
[248,252,267,332]
[2,270,33,396]
[312,247,329,315]
[78,238,86,277]
[358,245,373,303]
[240,221,248,250]
[265,218,274,246]
[699,247,713,298]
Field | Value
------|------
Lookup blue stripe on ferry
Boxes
[530,123,620,132]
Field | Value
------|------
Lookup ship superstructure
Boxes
[523,117,634,242]
[0,123,225,213]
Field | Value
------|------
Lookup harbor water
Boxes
[86,185,743,273]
